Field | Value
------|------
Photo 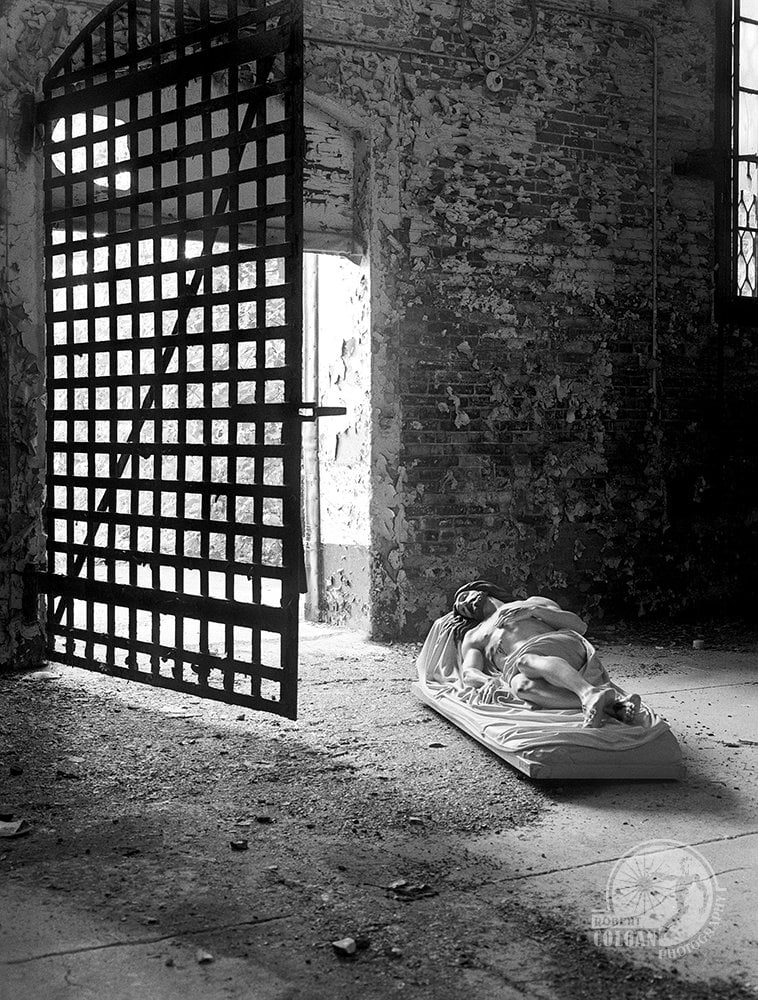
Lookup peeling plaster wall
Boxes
[1,0,756,660]
[303,107,357,252]
[0,1,93,666]
[315,253,371,629]
[303,34,405,637]
[395,4,662,627]
[304,0,758,636]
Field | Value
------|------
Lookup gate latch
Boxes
[298,403,347,422]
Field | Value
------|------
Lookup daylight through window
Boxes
[51,114,131,191]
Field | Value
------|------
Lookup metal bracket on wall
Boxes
[298,403,347,421]
[18,93,38,155]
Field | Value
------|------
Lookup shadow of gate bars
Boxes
[37,0,306,719]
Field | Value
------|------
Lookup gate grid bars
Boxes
[40,0,305,717]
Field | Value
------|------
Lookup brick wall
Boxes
[0,0,756,660]
[304,0,758,634]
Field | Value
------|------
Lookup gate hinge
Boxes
[299,403,347,421]
[19,94,39,156]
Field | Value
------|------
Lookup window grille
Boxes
[717,0,758,321]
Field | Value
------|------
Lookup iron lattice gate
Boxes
[40,0,304,718]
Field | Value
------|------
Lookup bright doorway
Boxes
[302,252,371,630]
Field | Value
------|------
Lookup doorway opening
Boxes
[301,251,371,631]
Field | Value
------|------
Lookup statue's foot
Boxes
[613,693,642,725]
[581,687,617,728]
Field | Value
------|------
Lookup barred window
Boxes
[717,0,758,321]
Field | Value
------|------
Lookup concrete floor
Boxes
[1,623,756,1000]
[470,654,758,985]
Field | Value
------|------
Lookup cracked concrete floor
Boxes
[1,621,757,1000]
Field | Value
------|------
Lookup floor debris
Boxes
[21,670,61,682]
[55,768,81,780]
[0,819,31,838]
[331,937,357,956]
[1,628,756,1000]
[385,880,437,901]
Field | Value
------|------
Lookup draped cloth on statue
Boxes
[413,597,685,780]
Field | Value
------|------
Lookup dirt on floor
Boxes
[1,621,755,1000]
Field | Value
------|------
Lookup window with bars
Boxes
[716,0,758,322]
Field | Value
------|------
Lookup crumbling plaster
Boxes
[0,0,755,659]
[297,82,404,635]
[304,0,754,636]
[1,1,93,665]
[313,252,372,629]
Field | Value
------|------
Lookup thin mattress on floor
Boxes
[412,618,684,780]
